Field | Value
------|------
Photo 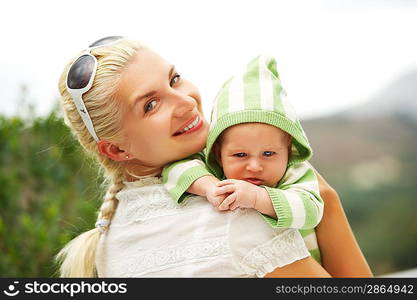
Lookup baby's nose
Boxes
[246,159,263,172]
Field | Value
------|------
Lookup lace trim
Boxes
[114,185,203,225]
[117,238,230,277]
[239,229,310,277]
[123,176,162,188]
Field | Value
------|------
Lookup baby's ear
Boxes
[287,136,293,153]
[213,143,222,166]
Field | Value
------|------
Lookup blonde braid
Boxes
[56,38,143,277]
[95,157,125,232]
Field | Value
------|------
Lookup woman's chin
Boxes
[181,142,206,158]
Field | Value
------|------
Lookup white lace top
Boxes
[95,177,310,277]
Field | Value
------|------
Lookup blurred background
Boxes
[1,0,416,277]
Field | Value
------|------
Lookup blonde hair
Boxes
[55,38,143,277]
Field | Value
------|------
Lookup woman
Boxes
[56,36,372,277]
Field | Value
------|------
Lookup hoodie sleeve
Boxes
[162,152,214,203]
[260,162,324,230]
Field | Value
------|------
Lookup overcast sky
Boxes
[1,0,417,119]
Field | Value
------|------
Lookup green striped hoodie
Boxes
[162,55,324,263]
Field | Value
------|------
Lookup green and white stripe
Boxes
[205,55,311,178]
[162,156,323,263]
[162,153,212,203]
[261,162,324,230]
[162,55,324,263]
[300,228,322,264]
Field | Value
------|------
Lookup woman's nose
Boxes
[172,92,196,118]
[246,159,263,172]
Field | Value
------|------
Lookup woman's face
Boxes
[116,48,209,168]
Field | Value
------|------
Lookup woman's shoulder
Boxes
[114,179,209,226]
[122,176,164,189]
[97,184,310,277]
[116,177,172,206]
[228,209,310,277]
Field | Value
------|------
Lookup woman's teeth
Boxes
[178,116,199,134]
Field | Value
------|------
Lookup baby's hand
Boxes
[205,184,230,209]
[215,179,263,211]
[188,175,229,209]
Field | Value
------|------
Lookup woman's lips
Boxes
[173,116,203,136]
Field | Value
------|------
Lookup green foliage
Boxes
[0,109,103,277]
[338,184,417,275]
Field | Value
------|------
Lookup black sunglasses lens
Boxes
[67,55,96,89]
[89,36,124,48]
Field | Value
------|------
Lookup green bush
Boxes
[0,110,103,277]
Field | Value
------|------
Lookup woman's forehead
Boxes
[116,48,172,105]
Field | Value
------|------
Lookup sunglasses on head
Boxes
[66,36,124,142]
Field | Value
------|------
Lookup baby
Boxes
[205,122,292,215]
[162,55,323,263]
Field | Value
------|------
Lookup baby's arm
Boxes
[217,162,324,229]
[162,154,214,203]
[162,154,228,207]
[187,175,229,207]
[261,162,324,229]
[216,179,277,218]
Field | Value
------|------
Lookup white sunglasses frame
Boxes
[65,37,124,142]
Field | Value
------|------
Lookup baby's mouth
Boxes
[244,178,263,185]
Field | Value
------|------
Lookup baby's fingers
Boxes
[229,200,242,210]
[218,193,237,211]
[215,184,235,196]
[216,179,237,187]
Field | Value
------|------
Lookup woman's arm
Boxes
[266,171,373,278]
[265,256,331,278]
[314,171,373,277]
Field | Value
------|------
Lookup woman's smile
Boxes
[173,115,203,136]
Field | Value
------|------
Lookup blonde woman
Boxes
[56,36,372,278]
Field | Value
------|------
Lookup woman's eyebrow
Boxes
[130,65,175,106]
[133,90,157,104]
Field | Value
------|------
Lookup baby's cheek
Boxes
[223,163,243,180]
[266,167,285,186]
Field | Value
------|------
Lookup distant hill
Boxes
[303,69,417,185]
[335,70,417,120]
[301,70,417,276]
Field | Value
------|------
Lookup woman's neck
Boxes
[124,161,163,181]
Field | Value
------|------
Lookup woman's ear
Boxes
[97,140,129,161]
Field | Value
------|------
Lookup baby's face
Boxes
[217,123,290,187]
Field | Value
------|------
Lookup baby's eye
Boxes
[170,74,181,86]
[233,153,247,158]
[263,151,276,157]
[144,99,157,113]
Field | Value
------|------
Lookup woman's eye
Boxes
[233,153,247,158]
[144,99,157,113]
[170,74,181,86]
[263,151,275,157]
